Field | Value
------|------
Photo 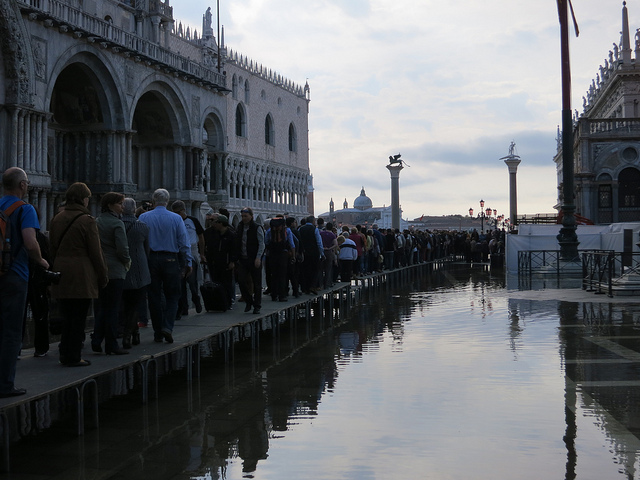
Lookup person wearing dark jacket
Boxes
[204,214,236,307]
[235,207,265,314]
[120,198,150,349]
[298,216,324,294]
[50,182,108,367]
[92,192,131,355]
[265,216,295,301]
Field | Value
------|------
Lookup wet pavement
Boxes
[5,263,640,479]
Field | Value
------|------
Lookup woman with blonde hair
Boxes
[49,183,108,366]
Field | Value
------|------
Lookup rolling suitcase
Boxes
[200,265,229,312]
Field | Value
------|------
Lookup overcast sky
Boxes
[174,0,631,220]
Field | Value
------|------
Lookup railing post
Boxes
[608,252,614,298]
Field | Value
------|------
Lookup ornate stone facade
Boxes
[0,0,311,229]
[555,2,640,224]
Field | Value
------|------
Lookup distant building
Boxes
[555,2,640,224]
[318,187,406,230]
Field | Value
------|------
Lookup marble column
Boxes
[386,163,404,230]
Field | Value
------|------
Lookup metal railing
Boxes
[518,249,640,297]
[518,249,613,277]
[582,251,640,297]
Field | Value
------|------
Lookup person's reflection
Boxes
[208,380,269,475]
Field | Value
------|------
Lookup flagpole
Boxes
[217,0,221,73]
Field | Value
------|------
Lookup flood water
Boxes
[8,264,640,479]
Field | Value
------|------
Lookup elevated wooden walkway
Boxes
[0,259,448,471]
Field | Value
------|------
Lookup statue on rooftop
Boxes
[204,7,212,30]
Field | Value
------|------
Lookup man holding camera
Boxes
[0,167,49,397]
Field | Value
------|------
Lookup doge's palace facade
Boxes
[0,0,311,229]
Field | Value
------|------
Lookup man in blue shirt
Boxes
[0,167,49,397]
[139,189,191,343]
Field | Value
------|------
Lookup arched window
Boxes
[244,80,250,103]
[235,104,246,137]
[288,123,297,152]
[619,167,640,207]
[265,114,274,146]
[618,167,640,222]
[232,74,238,100]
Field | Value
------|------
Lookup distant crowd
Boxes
[0,166,505,398]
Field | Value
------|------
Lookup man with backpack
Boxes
[0,167,49,397]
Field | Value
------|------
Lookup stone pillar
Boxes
[36,115,44,173]
[10,108,19,165]
[29,114,36,172]
[120,132,127,183]
[151,16,161,44]
[386,162,404,230]
[17,110,25,168]
[38,191,47,231]
[503,153,521,227]
[126,132,133,183]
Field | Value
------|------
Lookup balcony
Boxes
[18,0,226,90]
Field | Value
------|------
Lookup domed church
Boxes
[318,187,402,229]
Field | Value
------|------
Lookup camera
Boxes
[42,270,61,285]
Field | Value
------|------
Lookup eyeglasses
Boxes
[241,209,251,214]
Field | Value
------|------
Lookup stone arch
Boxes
[288,122,297,152]
[265,113,275,145]
[47,51,128,190]
[202,108,225,194]
[235,103,247,137]
[130,77,192,144]
[45,48,126,128]
[130,79,193,195]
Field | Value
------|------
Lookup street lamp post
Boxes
[556,0,580,261]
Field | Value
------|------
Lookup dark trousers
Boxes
[321,250,335,289]
[93,278,124,352]
[0,272,28,392]
[300,254,319,293]
[148,252,181,338]
[58,298,91,365]
[122,287,145,339]
[237,258,262,309]
[269,250,290,300]
[24,282,49,354]
[340,259,354,282]
[288,258,300,297]
[179,262,200,314]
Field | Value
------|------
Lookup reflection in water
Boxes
[7,265,640,479]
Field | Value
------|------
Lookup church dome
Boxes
[353,187,373,210]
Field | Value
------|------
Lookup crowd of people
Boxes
[0,166,506,398]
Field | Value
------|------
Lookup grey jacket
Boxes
[122,214,151,290]
[96,211,131,280]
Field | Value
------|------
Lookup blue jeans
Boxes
[148,252,181,338]
[0,271,28,392]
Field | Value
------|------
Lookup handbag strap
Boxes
[57,213,84,248]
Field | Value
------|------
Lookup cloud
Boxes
[174,0,631,219]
